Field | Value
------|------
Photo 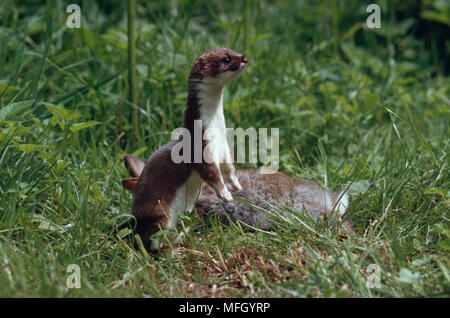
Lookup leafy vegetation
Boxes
[0,0,448,297]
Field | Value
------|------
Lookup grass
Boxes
[0,0,449,297]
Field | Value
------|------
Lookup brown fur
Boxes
[130,141,192,249]
[188,48,247,80]
[126,48,247,251]
[197,169,344,230]
[124,154,145,177]
[122,177,138,191]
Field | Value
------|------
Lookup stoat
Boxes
[123,156,349,231]
[123,48,248,250]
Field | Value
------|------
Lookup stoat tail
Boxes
[122,155,145,192]
[124,154,145,177]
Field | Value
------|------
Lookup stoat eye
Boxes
[222,57,231,64]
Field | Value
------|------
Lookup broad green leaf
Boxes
[44,103,80,122]
[2,126,31,136]
[397,268,420,284]
[0,132,13,143]
[16,143,46,153]
[69,121,101,133]
[16,143,53,162]
[0,100,34,120]
[82,27,97,51]
[438,239,450,251]
[131,146,147,157]
[421,11,450,26]
[0,82,20,94]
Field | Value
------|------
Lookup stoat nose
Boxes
[241,56,248,64]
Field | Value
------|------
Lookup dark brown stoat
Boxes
[124,48,248,250]
[123,156,350,231]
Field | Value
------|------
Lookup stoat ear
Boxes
[122,177,139,192]
[189,57,206,80]
[124,155,145,177]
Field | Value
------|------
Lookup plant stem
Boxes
[128,0,138,146]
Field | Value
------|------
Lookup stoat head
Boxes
[189,48,248,87]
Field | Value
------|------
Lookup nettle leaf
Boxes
[117,227,132,239]
[0,120,15,128]
[32,215,72,233]
[82,27,97,52]
[16,143,46,153]
[136,64,148,77]
[89,182,107,203]
[348,180,371,195]
[431,223,450,237]
[0,100,35,120]
[2,126,31,136]
[101,29,128,50]
[69,121,101,133]
[53,159,67,174]
[44,103,81,122]
[0,81,20,94]
[397,268,421,284]
[0,132,10,143]
[421,10,450,26]
[131,146,147,157]
[438,239,450,251]
[16,143,53,161]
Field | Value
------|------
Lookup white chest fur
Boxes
[169,83,230,227]
[197,83,229,165]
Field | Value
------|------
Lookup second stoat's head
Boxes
[189,48,248,87]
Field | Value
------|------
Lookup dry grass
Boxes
[158,245,312,297]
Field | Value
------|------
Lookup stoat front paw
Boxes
[217,187,233,202]
[230,175,242,191]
